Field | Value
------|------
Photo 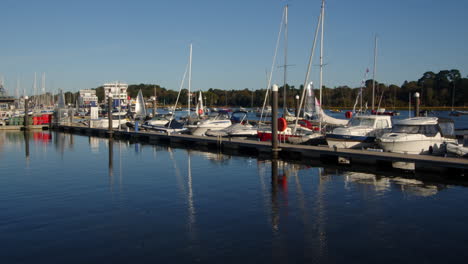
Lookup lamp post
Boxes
[414,92,420,117]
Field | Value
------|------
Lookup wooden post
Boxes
[108,95,113,136]
[24,96,29,130]
[414,92,420,117]
[295,94,300,118]
[272,84,280,158]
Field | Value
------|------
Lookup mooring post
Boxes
[24,96,29,130]
[108,94,113,137]
[414,92,420,117]
[272,84,280,158]
[295,94,300,118]
[152,95,157,117]
[68,104,73,125]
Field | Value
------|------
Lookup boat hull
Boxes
[378,138,455,155]
[326,134,376,149]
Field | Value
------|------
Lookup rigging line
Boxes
[169,60,190,128]
[260,6,285,124]
[293,6,322,134]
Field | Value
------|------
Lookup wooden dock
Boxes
[0,125,50,130]
[56,124,468,175]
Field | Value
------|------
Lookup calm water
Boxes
[1,131,468,264]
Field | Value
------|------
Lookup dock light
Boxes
[414,92,420,98]
[24,96,29,100]
[272,84,279,92]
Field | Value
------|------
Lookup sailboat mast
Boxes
[372,35,377,111]
[283,4,288,113]
[188,43,192,117]
[33,72,37,108]
[319,0,325,131]
[41,72,46,106]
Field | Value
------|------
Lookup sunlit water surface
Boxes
[0,131,467,264]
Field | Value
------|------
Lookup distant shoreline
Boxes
[322,106,468,111]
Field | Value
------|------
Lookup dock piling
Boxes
[108,94,113,137]
[24,96,29,130]
[414,92,420,117]
[272,84,280,158]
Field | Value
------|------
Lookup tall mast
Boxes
[188,43,192,117]
[33,72,37,108]
[283,4,288,113]
[372,35,377,111]
[319,0,325,130]
[16,75,20,99]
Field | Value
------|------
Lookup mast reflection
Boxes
[108,138,114,190]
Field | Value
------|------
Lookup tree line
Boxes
[63,69,467,108]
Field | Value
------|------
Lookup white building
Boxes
[104,81,128,108]
[78,89,98,107]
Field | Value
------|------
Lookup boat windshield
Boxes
[348,118,375,127]
[392,124,439,136]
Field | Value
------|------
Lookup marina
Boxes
[2,0,468,263]
[57,123,468,175]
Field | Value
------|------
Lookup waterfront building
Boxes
[78,89,98,107]
[103,81,128,108]
[0,81,15,110]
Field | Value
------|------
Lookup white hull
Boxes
[326,138,374,149]
[188,121,232,136]
[90,119,127,129]
[379,138,456,155]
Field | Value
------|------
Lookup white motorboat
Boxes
[141,119,188,134]
[326,115,392,149]
[205,111,257,138]
[378,117,457,155]
[186,111,232,136]
[144,114,172,126]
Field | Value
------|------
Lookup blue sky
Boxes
[1,0,467,95]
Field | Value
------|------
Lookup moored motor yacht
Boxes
[378,117,457,155]
[186,110,232,136]
[326,115,392,149]
[205,111,257,138]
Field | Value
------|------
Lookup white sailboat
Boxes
[134,89,147,120]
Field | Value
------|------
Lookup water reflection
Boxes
[323,168,447,197]
[23,132,30,160]
[108,138,114,189]
[2,131,468,263]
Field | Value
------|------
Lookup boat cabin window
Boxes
[376,119,390,129]
[348,117,375,127]
[438,122,455,137]
[392,125,439,136]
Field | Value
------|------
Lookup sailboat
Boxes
[142,45,193,134]
[134,89,147,120]
[326,36,393,149]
